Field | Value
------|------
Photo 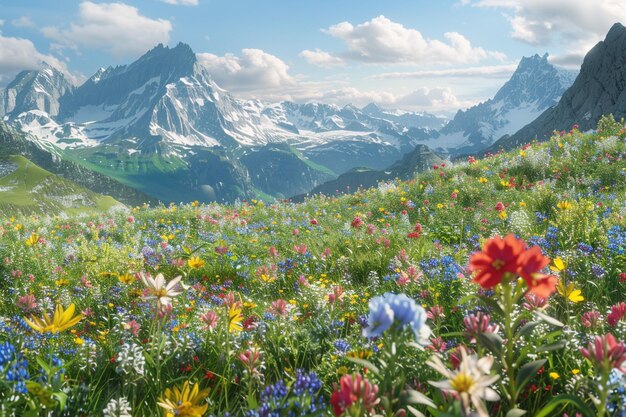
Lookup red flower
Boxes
[468,234,526,289]
[516,246,557,297]
[351,216,364,228]
[330,374,379,416]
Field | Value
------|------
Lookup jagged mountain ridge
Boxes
[0,63,74,118]
[428,53,576,155]
[0,43,445,202]
[490,22,626,151]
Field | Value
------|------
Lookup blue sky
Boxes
[1,0,624,114]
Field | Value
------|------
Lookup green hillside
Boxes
[0,155,122,215]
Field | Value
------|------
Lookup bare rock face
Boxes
[0,64,74,118]
[491,22,626,151]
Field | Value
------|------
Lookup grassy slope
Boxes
[0,155,122,215]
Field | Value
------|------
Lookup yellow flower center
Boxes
[154,288,168,298]
[450,372,475,393]
[491,259,506,270]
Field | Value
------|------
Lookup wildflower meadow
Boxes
[0,116,625,416]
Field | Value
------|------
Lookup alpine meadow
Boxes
[0,1,625,416]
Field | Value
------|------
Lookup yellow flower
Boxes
[25,233,39,246]
[25,303,83,333]
[572,369,580,375]
[556,281,585,303]
[478,177,488,183]
[549,372,560,380]
[550,257,566,272]
[519,201,526,207]
[228,305,243,333]
[519,150,526,157]
[118,273,135,285]
[498,211,508,220]
[500,180,510,187]
[187,256,206,269]
[557,201,572,210]
[157,380,209,417]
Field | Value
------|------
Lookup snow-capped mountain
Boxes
[0,43,444,202]
[361,102,447,130]
[3,43,436,172]
[427,54,577,155]
[491,22,626,151]
[0,63,73,118]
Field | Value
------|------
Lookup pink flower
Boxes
[268,246,279,257]
[268,299,291,317]
[293,244,307,255]
[330,373,379,416]
[328,286,344,305]
[123,320,141,336]
[200,310,218,330]
[427,305,446,322]
[351,216,364,229]
[607,302,626,327]
[581,333,626,373]
[17,294,37,312]
[581,311,601,329]
[464,312,499,343]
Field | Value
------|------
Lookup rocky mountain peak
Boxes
[488,22,626,151]
[0,62,73,118]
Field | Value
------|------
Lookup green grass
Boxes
[0,155,122,214]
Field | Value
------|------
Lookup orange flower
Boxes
[469,234,526,289]
[517,246,558,298]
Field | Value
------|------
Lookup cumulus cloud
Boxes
[299,49,346,68]
[197,49,296,92]
[470,0,626,46]
[321,15,505,65]
[373,64,518,79]
[160,0,199,5]
[11,16,35,28]
[285,85,472,112]
[0,34,79,85]
[42,2,172,58]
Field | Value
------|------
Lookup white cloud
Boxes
[0,34,80,85]
[471,0,626,46]
[322,15,505,65]
[42,2,172,58]
[299,49,346,68]
[284,85,472,113]
[197,48,296,92]
[12,16,35,28]
[373,64,518,79]
[160,0,199,5]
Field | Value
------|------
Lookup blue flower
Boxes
[362,295,394,338]
[363,293,430,342]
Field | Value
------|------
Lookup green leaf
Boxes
[534,394,595,417]
[35,357,52,375]
[535,311,564,327]
[402,389,437,408]
[505,408,526,417]
[53,392,67,411]
[346,357,381,377]
[407,405,426,417]
[536,341,566,352]
[476,332,503,355]
[516,321,539,339]
[515,359,546,396]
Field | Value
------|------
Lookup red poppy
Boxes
[469,234,526,289]
[517,246,558,297]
